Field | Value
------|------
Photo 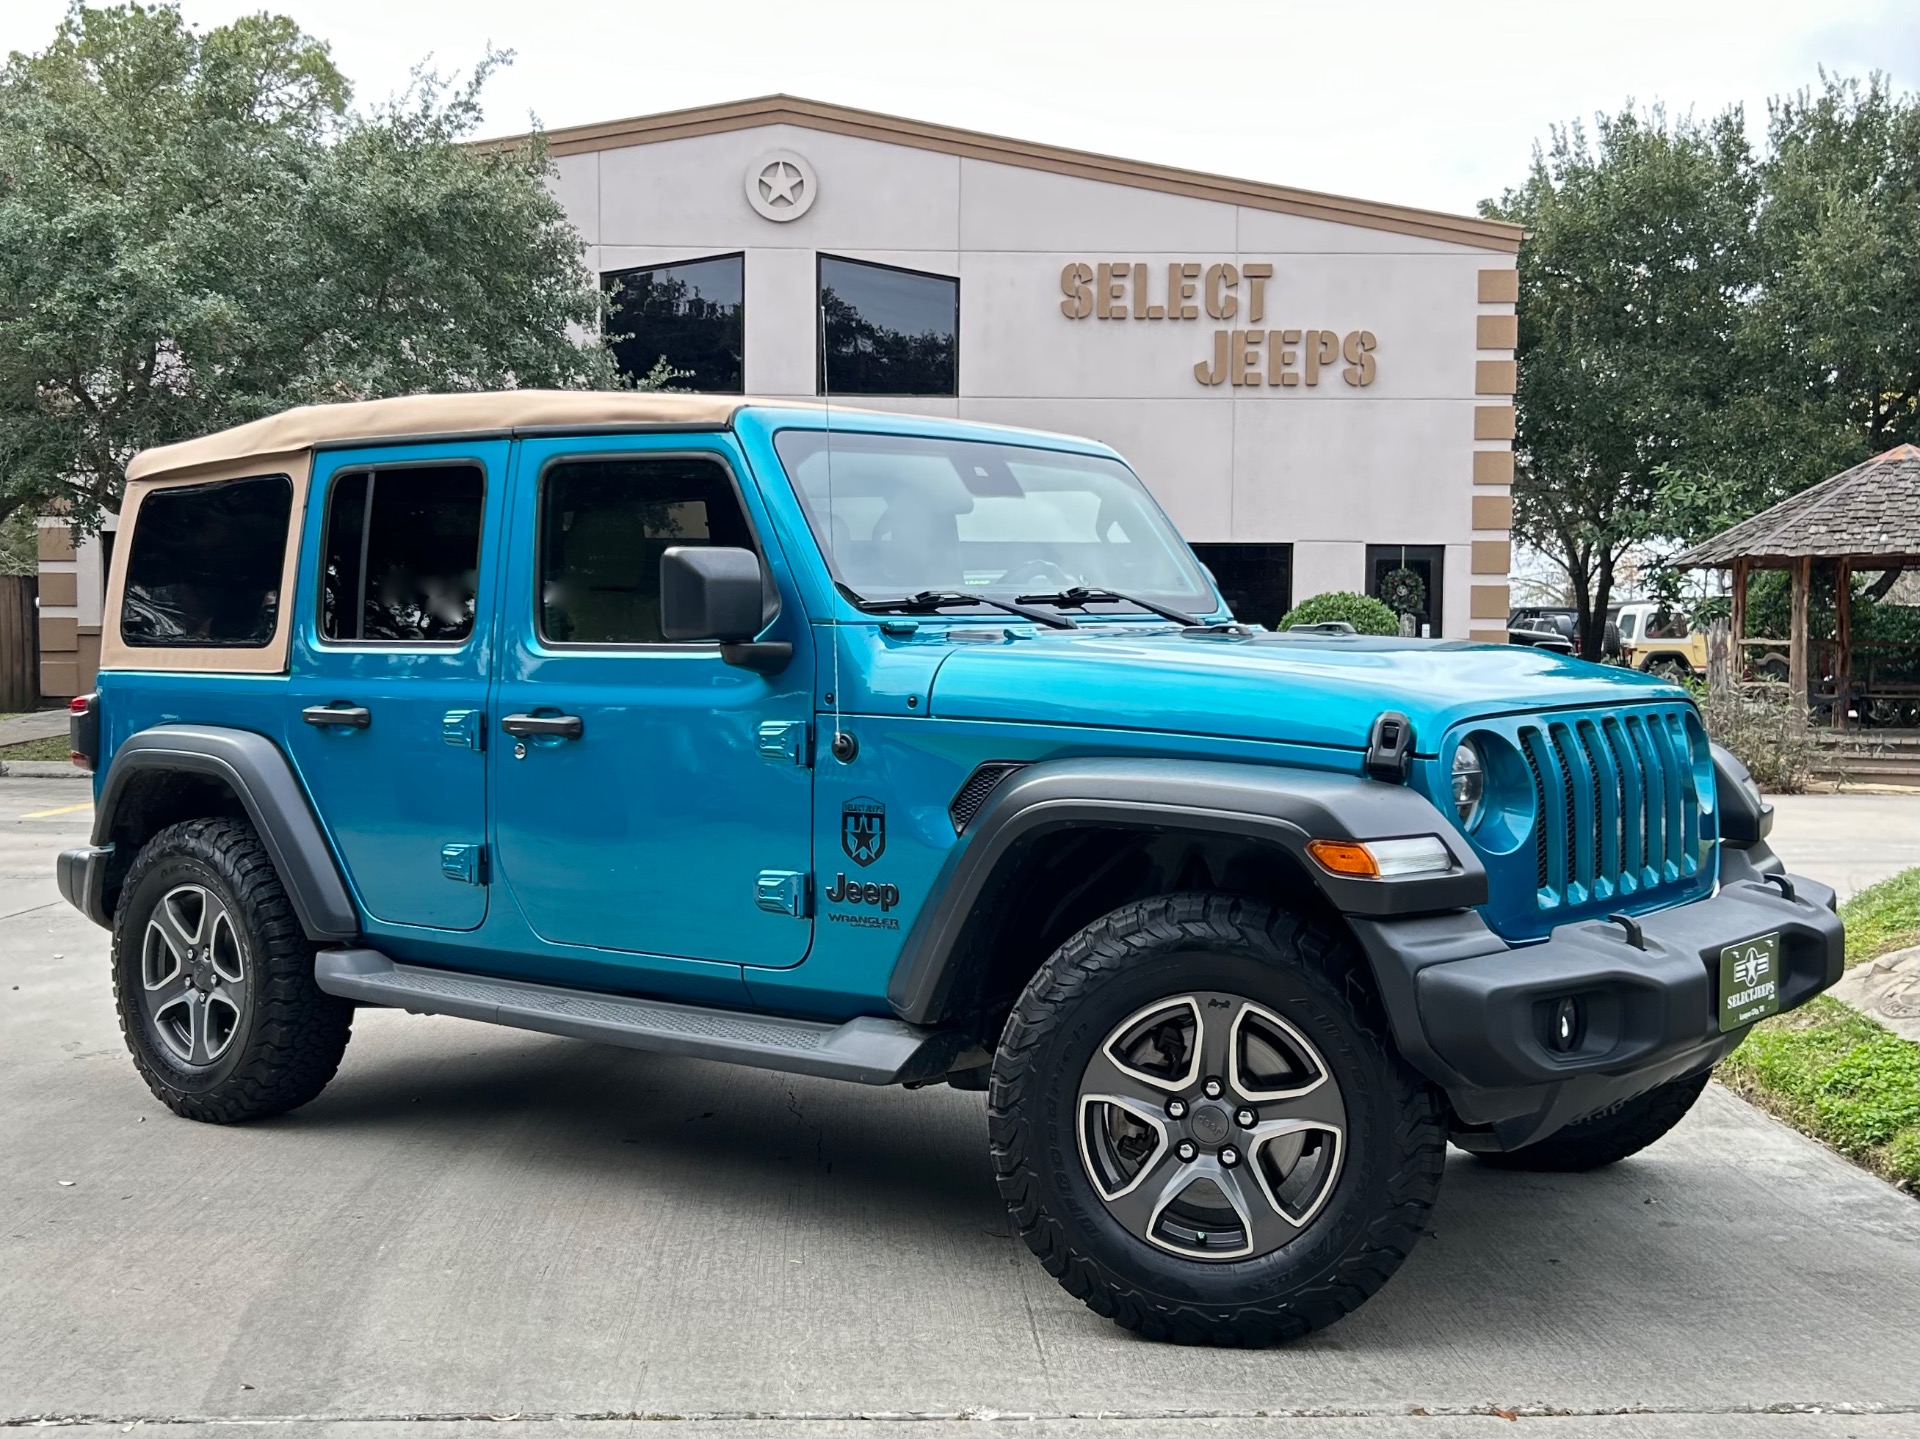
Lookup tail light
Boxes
[68,692,99,771]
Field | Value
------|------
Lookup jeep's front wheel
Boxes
[988,893,1445,1345]
[113,818,354,1123]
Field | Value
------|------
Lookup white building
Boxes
[36,95,1521,696]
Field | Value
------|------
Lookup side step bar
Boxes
[314,949,959,1086]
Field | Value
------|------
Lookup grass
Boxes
[0,734,72,762]
[1836,869,1920,970]
[1720,866,1920,1192]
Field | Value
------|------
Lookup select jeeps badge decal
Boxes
[1718,932,1782,1032]
[841,797,886,867]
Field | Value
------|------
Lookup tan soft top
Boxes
[125,391,829,482]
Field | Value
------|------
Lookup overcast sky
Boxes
[4,0,1915,215]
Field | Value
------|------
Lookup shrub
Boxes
[1278,591,1399,636]
[1695,686,1816,793]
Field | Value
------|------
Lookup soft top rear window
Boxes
[120,474,292,647]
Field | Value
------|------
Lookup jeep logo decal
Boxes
[842,797,886,867]
[825,873,900,911]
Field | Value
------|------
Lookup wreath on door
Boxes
[1380,565,1426,618]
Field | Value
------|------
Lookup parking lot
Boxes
[3,773,1917,1439]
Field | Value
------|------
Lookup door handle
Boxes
[501,712,584,740]
[302,704,371,729]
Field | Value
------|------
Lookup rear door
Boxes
[286,442,507,931]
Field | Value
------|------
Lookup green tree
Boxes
[0,3,615,537]
[1481,106,1758,658]
[1655,73,1920,541]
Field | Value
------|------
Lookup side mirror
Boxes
[659,546,791,674]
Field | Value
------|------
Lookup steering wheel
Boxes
[997,557,1077,591]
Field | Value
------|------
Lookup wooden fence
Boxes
[0,575,38,712]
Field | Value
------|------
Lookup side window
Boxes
[539,456,757,646]
[320,465,484,643]
[121,474,292,647]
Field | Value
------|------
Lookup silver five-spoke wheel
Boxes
[139,883,248,1068]
[1078,991,1346,1261]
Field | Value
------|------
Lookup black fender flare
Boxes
[91,725,359,941]
[885,757,1487,1025]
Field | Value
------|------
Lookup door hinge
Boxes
[757,719,811,767]
[442,708,485,751]
[441,842,488,885]
[754,869,810,917]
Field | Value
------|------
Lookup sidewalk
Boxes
[0,710,66,747]
[1765,792,1920,901]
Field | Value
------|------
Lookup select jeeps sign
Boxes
[1058,260,1377,389]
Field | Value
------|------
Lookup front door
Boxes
[490,435,814,967]
[286,442,507,931]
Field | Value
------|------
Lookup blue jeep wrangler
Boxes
[59,391,1842,1344]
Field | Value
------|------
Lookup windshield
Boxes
[773,430,1216,613]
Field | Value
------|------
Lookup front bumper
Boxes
[1350,843,1844,1151]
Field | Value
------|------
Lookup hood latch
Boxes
[1364,711,1414,783]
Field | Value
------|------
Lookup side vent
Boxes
[949,761,1029,834]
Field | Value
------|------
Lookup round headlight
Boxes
[1451,740,1486,828]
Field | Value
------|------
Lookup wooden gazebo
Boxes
[1671,444,1920,729]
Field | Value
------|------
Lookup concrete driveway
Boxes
[1766,793,1919,901]
[3,775,1917,1439]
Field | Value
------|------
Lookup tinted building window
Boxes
[818,255,958,396]
[321,465,484,642]
[1366,544,1447,637]
[603,255,744,391]
[120,475,291,647]
[540,457,758,645]
[1190,544,1293,629]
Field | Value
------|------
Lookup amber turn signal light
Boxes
[1306,839,1379,878]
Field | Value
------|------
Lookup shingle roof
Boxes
[1671,445,1920,567]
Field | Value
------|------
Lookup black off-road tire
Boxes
[112,818,353,1123]
[1474,1068,1712,1173]
[988,892,1446,1346]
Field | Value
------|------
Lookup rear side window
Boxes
[539,456,756,645]
[121,475,292,647]
[321,465,484,643]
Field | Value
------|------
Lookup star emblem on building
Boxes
[758,159,804,207]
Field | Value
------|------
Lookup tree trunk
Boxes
[1578,555,1617,661]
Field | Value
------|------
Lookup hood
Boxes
[926,628,1683,754]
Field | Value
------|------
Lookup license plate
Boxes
[1718,933,1782,1033]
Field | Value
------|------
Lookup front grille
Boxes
[1515,706,1704,911]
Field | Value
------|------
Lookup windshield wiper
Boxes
[847,587,1078,630]
[1014,586,1204,627]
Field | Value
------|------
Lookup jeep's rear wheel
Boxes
[113,818,354,1123]
[988,892,1445,1345]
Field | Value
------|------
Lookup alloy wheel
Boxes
[1076,991,1346,1261]
[140,883,248,1068]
